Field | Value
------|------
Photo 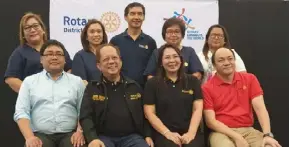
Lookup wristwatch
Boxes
[263,132,274,138]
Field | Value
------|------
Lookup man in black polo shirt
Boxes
[79,44,153,147]
[110,2,157,87]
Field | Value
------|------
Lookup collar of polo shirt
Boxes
[44,69,64,80]
[214,72,241,85]
[101,74,124,85]
[122,29,145,39]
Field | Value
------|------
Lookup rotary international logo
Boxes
[100,12,121,33]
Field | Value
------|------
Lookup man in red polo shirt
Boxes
[202,48,281,147]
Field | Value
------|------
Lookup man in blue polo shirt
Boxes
[110,2,157,87]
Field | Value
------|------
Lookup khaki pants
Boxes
[209,127,271,147]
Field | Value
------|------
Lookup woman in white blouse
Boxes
[197,24,246,84]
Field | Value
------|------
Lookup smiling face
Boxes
[213,48,236,76]
[97,46,122,77]
[40,45,65,73]
[23,17,45,45]
[86,23,104,46]
[207,27,226,50]
[125,6,145,29]
[165,24,183,47]
[162,47,182,75]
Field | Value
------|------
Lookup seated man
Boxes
[79,44,153,147]
[202,47,281,147]
[14,40,86,147]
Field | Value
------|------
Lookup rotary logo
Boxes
[164,8,204,40]
[100,12,121,33]
[163,8,195,30]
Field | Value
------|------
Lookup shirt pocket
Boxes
[91,94,106,119]
[91,93,106,106]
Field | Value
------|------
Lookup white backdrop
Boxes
[50,0,219,58]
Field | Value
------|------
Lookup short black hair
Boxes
[211,48,235,65]
[40,39,66,56]
[162,17,186,40]
[124,2,145,16]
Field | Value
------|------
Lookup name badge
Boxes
[181,89,194,95]
[92,95,105,101]
[139,44,148,49]
[130,93,141,100]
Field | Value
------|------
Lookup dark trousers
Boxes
[154,132,205,147]
[98,133,149,147]
[25,132,87,147]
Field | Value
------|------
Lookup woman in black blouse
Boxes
[144,44,204,147]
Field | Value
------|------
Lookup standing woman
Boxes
[144,44,204,147]
[197,24,246,83]
[144,17,204,80]
[72,19,108,85]
[4,12,72,93]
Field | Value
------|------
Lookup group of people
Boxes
[4,2,281,147]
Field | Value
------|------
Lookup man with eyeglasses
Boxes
[14,40,87,147]
[79,44,153,147]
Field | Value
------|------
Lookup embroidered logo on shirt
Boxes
[130,93,141,100]
[243,85,247,90]
[182,89,194,95]
[139,44,148,49]
[184,62,189,67]
[92,95,105,101]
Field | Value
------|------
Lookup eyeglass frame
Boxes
[42,53,65,58]
[23,23,41,32]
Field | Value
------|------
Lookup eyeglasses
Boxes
[209,33,224,39]
[23,23,41,32]
[166,30,181,36]
[42,53,65,58]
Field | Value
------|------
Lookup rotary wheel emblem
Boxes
[100,12,121,33]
